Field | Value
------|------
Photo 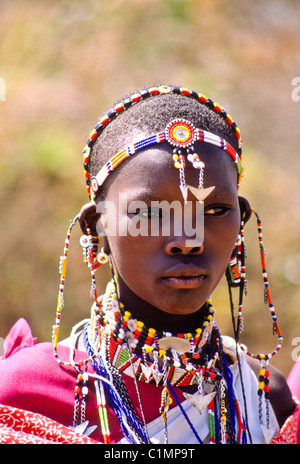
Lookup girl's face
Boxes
[98,141,241,315]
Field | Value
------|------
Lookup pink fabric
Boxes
[0,319,185,444]
[298,409,300,445]
[287,358,300,444]
[288,358,300,401]
[1,318,36,360]
[271,405,298,444]
[2,319,297,444]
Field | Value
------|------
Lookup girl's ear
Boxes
[78,201,100,235]
[238,196,252,224]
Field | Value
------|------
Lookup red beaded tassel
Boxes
[73,371,89,428]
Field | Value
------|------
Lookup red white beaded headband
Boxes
[89,119,243,202]
[82,85,243,200]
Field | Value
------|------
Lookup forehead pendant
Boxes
[166,120,215,203]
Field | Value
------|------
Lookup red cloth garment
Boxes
[0,319,298,444]
[0,319,185,444]
[270,405,298,444]
[0,404,97,444]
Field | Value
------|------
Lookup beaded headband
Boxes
[89,118,243,202]
[82,85,243,200]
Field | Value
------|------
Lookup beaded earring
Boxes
[227,210,282,354]
[80,232,109,272]
[53,215,112,371]
[226,215,247,339]
[226,208,283,438]
[79,223,110,321]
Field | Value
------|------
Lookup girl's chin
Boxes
[155,297,209,316]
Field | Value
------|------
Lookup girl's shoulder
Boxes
[246,356,297,428]
[222,335,296,428]
[0,319,79,412]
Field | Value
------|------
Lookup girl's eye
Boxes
[133,208,162,219]
[205,206,230,216]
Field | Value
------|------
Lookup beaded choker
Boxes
[85,280,218,389]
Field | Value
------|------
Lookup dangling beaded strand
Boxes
[52,216,99,370]
[226,209,283,435]
[94,379,111,444]
[237,210,283,361]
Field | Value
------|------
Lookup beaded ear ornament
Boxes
[226,208,283,440]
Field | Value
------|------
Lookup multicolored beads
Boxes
[90,119,243,200]
[73,371,89,429]
[52,215,97,370]
[94,379,111,444]
[88,284,219,392]
[237,210,283,362]
[82,85,243,199]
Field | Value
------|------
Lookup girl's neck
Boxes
[115,276,208,334]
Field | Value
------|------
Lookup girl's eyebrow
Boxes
[125,188,170,203]
[125,185,237,203]
[207,186,237,200]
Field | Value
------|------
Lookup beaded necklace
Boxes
[82,279,242,444]
[87,280,217,388]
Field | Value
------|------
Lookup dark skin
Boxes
[80,141,295,428]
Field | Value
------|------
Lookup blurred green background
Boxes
[0,0,300,377]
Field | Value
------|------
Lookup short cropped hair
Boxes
[88,86,241,181]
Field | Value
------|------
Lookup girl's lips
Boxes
[160,275,207,289]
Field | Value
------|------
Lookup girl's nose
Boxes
[165,237,204,256]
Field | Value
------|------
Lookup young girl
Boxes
[0,85,297,444]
